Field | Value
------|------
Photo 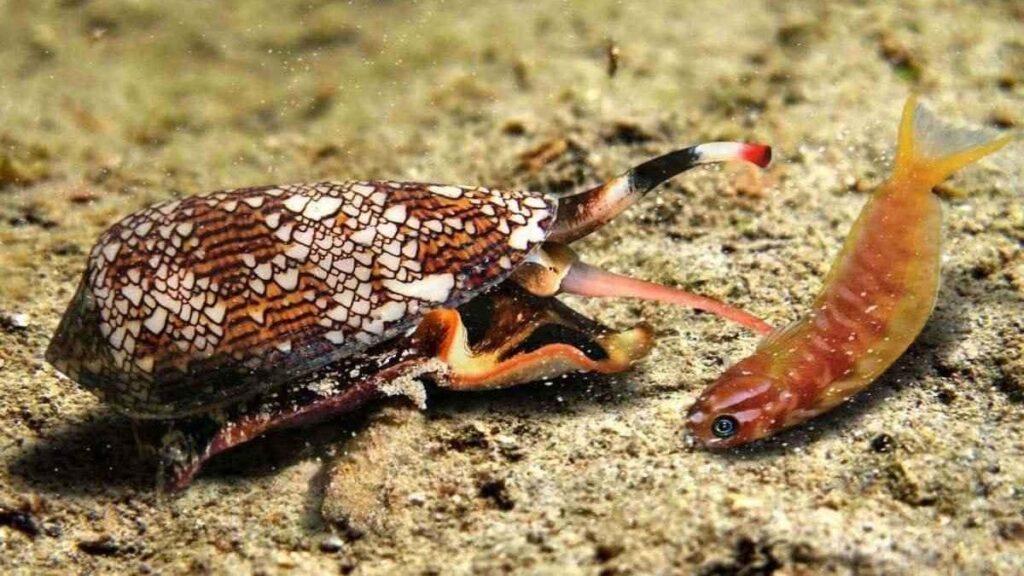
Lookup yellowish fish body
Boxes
[688,96,1015,447]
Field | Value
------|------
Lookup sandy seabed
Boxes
[1,1,1022,574]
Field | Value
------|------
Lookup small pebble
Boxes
[870,433,896,453]
[0,312,30,332]
[319,534,344,553]
[77,535,123,556]
[0,507,41,537]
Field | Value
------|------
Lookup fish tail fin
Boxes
[893,95,1015,188]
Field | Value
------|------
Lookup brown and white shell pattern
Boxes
[46,180,554,417]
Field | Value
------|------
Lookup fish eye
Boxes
[711,415,739,439]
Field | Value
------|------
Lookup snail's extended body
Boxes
[47,140,773,488]
[687,97,1014,448]
[160,283,653,490]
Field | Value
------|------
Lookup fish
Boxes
[686,95,1015,448]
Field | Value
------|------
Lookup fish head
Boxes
[686,362,793,449]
